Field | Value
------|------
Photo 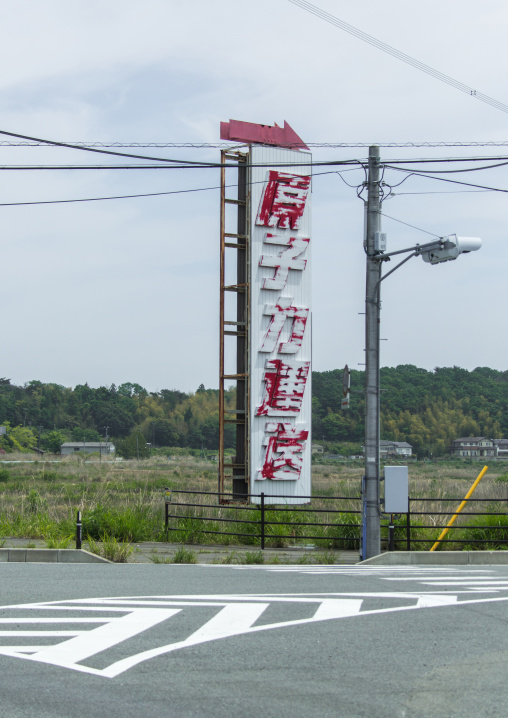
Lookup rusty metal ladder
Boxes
[219,150,250,502]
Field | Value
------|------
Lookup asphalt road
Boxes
[1,563,508,718]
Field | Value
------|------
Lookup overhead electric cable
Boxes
[5,141,508,148]
[383,160,508,174]
[288,0,508,114]
[0,129,219,167]
[0,128,366,169]
[380,212,440,238]
[0,158,364,171]
[384,166,508,194]
[0,170,341,208]
[391,189,491,196]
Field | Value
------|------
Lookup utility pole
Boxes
[363,145,382,560]
[359,146,482,560]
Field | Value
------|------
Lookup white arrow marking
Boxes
[101,602,269,678]
[11,608,179,671]
[416,595,458,608]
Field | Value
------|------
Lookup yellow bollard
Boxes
[430,465,488,552]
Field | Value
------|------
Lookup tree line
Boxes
[0,365,506,457]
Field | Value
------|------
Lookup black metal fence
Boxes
[400,496,508,550]
[163,489,508,552]
[164,489,361,550]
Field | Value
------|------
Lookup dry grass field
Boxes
[0,454,506,550]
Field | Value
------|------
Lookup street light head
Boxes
[421,234,482,264]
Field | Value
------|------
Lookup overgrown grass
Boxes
[86,535,133,562]
[0,453,506,551]
[171,546,197,564]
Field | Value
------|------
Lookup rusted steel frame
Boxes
[233,152,249,501]
[219,149,227,499]
[219,150,250,504]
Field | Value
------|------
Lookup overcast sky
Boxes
[1,0,508,393]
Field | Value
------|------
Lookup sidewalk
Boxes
[0,538,359,565]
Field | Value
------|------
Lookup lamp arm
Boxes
[371,238,449,261]
[368,251,418,308]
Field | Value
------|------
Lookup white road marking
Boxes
[416,595,458,607]
[1,589,507,678]
[0,631,81,637]
[0,618,112,624]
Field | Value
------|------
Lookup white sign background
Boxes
[249,146,312,504]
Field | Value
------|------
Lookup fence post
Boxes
[164,487,172,533]
[261,492,265,550]
[76,510,82,550]
[406,503,411,552]
[388,513,395,551]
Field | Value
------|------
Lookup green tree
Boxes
[116,431,150,459]
[42,430,66,454]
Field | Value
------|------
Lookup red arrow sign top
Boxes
[220,119,309,151]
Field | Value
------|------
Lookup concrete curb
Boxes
[0,549,111,564]
[360,551,508,565]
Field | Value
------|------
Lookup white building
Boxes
[61,442,115,456]
[379,441,413,457]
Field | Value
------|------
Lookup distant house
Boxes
[61,442,115,456]
[311,444,324,455]
[451,437,508,458]
[379,441,413,457]
[493,439,508,458]
[450,437,494,458]
[361,441,413,457]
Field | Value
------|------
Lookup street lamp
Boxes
[362,145,482,561]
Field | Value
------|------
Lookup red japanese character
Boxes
[258,422,309,481]
[256,172,311,230]
[259,234,309,291]
[256,359,310,417]
[259,297,309,354]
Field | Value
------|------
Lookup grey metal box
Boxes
[384,465,408,513]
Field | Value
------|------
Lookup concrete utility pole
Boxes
[360,146,482,561]
[363,145,382,560]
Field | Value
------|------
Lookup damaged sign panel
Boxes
[250,146,312,504]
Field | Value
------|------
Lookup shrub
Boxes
[243,550,264,564]
[172,546,197,564]
[455,514,508,550]
[86,535,133,562]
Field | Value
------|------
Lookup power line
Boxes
[288,0,508,114]
[384,166,508,194]
[0,129,220,167]
[380,212,440,238]
[381,155,508,166]
[391,190,492,196]
[383,160,508,174]
[2,154,508,171]
[5,140,508,148]
[0,127,367,170]
[0,185,224,207]
[0,160,364,170]
[0,170,342,208]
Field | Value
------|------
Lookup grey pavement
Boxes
[0,537,360,564]
[1,563,508,717]
[3,537,508,565]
